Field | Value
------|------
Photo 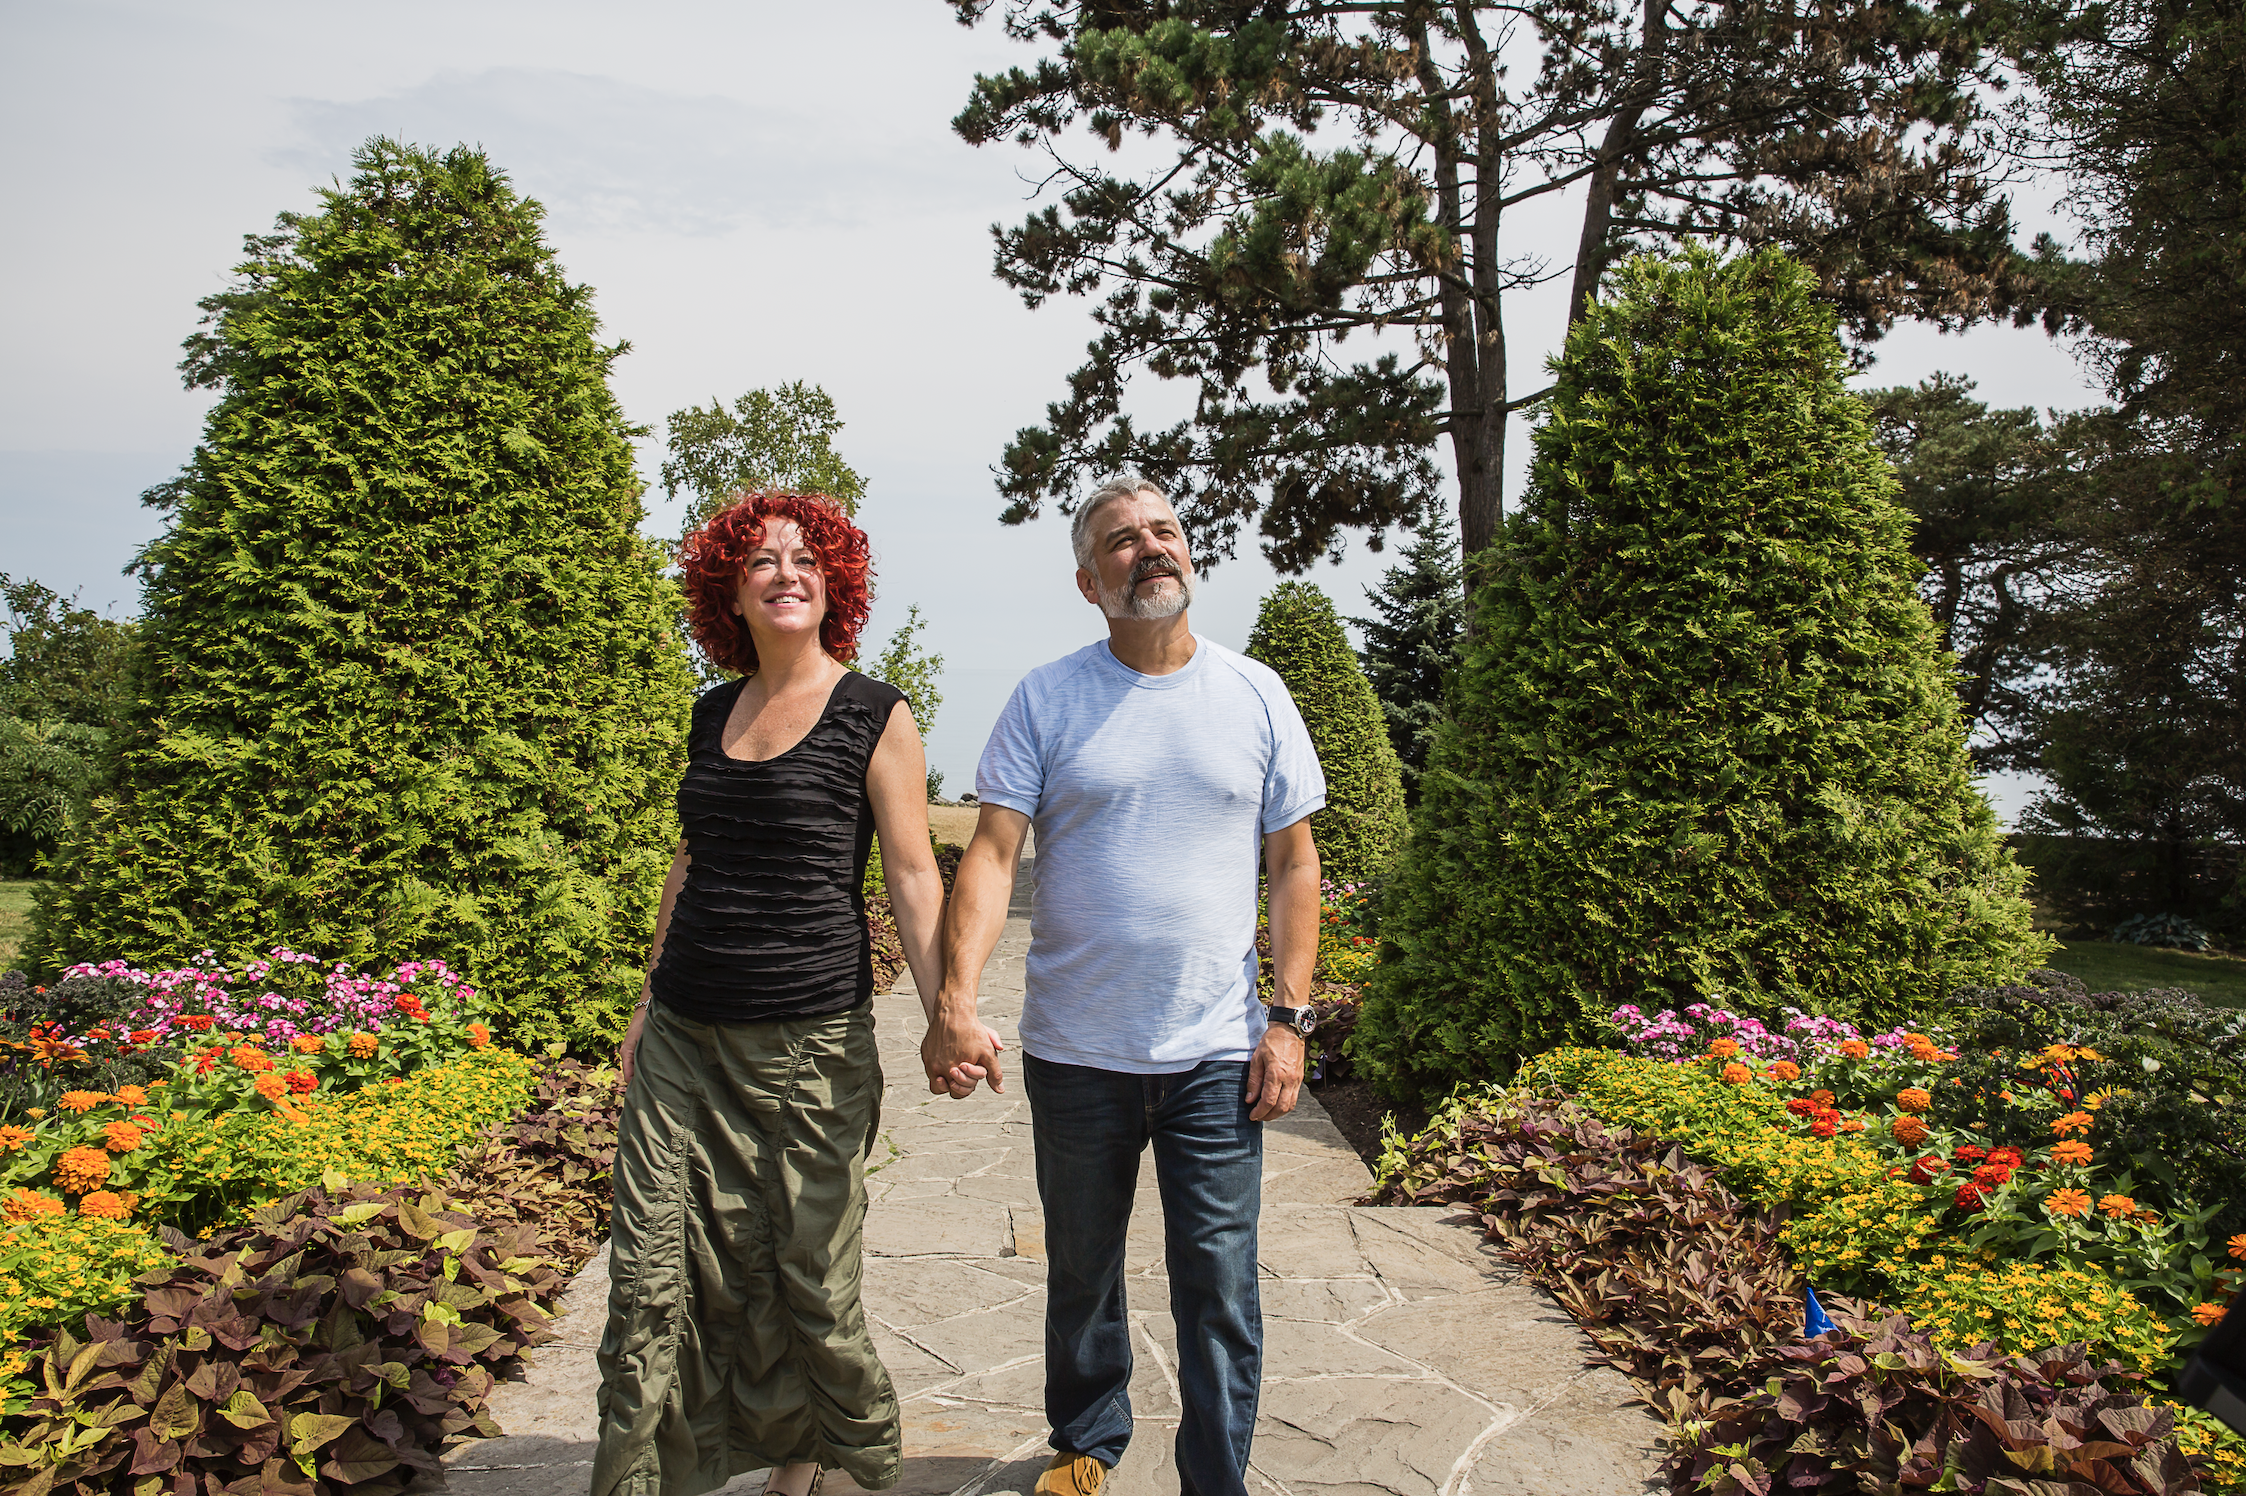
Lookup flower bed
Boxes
[1368,984,2246,1494]
[0,951,626,1490]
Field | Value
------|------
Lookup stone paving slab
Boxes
[420,860,1663,1496]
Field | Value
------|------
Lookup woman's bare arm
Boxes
[619,838,690,1089]
[866,701,947,1016]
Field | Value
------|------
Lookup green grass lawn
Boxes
[0,880,34,973]
[2043,937,2246,1008]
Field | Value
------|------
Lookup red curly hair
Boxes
[679,493,873,674]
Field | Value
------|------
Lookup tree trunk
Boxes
[1567,0,1672,328]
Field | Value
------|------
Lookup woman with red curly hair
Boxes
[596,492,975,1496]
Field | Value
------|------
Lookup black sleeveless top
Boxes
[650,670,905,1024]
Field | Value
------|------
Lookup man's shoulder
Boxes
[1194,638,1292,711]
[1010,641,1111,707]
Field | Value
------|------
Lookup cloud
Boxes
[276,68,968,236]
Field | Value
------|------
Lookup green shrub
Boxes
[23,140,695,1049]
[1353,250,2048,1106]
[1246,581,1407,886]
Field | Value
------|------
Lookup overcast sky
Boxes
[2,0,2095,811]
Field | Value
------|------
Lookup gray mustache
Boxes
[1132,558,1182,583]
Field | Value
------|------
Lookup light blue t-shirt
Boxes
[975,635,1327,1073]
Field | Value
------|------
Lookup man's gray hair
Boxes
[1070,476,1181,570]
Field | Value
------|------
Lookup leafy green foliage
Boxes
[0,577,137,733]
[660,381,868,532]
[1245,581,1406,885]
[1673,1327,2196,1496]
[21,141,695,1050]
[1350,513,1463,807]
[866,602,945,790]
[0,1183,569,1496]
[0,721,107,878]
[1352,252,2048,1107]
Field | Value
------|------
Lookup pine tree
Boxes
[1351,514,1464,806]
[25,140,696,1049]
[1246,582,1407,886]
[1351,250,2049,1107]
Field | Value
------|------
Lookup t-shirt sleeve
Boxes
[975,678,1045,819]
[1260,681,1328,835]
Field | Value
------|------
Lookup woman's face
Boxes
[731,517,828,648]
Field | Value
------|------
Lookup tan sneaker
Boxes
[1032,1451,1107,1496]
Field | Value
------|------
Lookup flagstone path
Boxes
[419,859,1665,1496]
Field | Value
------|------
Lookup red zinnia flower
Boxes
[1955,1183,1988,1212]
[284,1071,317,1095]
[1785,1098,1815,1117]
[1953,1144,1988,1163]
[1811,1119,1838,1139]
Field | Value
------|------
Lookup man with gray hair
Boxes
[924,477,1326,1496]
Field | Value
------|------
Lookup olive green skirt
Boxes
[593,999,902,1496]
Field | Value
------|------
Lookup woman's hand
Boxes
[619,1002,649,1091]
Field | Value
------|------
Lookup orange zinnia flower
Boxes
[2052,1111,2094,1138]
[1897,1088,1932,1113]
[2228,1233,2246,1261]
[1720,1062,1751,1084]
[2,1188,64,1222]
[228,1046,274,1073]
[113,1085,147,1107]
[2194,1303,2229,1327]
[467,1022,491,1050]
[1839,1040,1870,1059]
[252,1074,289,1102]
[54,1146,111,1194]
[2099,1194,2137,1218]
[1766,1060,1799,1081]
[102,1122,144,1154]
[0,1126,33,1152]
[1708,1039,1741,1059]
[56,1090,108,1114]
[2044,1188,2092,1218]
[290,1034,326,1054]
[347,1033,379,1058]
[77,1191,130,1220]
[1892,1115,1929,1145]
[2050,1140,2093,1166]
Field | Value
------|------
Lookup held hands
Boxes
[1244,1023,1306,1121]
[922,1005,1006,1100]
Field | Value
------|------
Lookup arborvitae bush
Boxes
[1246,581,1408,886]
[1352,250,2049,1107]
[26,140,694,1050]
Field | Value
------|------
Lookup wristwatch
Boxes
[1267,1005,1318,1038]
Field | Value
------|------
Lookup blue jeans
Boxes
[1024,1052,1263,1496]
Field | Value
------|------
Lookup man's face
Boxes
[1076,491,1195,621]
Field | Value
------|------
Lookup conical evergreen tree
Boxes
[26,140,695,1048]
[1246,582,1408,886]
[1352,250,2049,1106]
[1351,512,1464,806]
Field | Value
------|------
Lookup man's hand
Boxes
[922,1007,1007,1098]
[1244,1023,1306,1121]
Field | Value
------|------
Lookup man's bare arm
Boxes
[1246,818,1320,1121]
[925,803,1030,1096]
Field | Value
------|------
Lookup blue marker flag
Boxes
[1805,1284,1836,1338]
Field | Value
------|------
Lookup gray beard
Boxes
[1099,567,1193,620]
